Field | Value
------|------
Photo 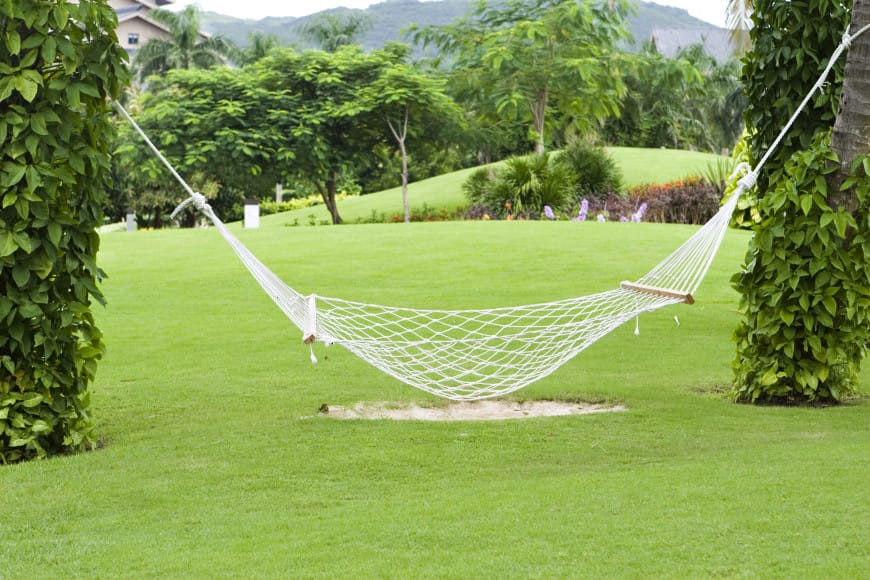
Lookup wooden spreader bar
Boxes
[620,281,695,305]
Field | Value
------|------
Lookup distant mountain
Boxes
[200,0,725,56]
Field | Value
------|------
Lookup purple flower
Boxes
[574,199,589,222]
[544,205,555,220]
[597,214,606,222]
[620,216,629,222]
[631,202,648,223]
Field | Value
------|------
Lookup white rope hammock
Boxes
[114,24,867,400]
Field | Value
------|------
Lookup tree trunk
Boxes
[387,110,411,223]
[316,172,342,224]
[399,139,409,223]
[832,0,870,183]
[532,88,548,155]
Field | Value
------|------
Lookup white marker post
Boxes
[243,198,260,229]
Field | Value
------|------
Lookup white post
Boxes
[125,212,136,232]
[275,183,283,203]
[243,198,260,229]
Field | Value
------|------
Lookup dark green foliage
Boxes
[113,66,297,225]
[0,0,128,461]
[558,139,623,201]
[732,133,870,403]
[602,43,744,153]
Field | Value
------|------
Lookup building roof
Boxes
[649,28,737,62]
[116,9,171,34]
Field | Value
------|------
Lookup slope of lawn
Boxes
[264,147,725,226]
[1,215,868,577]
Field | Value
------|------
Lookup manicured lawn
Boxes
[265,147,725,226]
[1,216,868,577]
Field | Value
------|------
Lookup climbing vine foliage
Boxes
[0,0,127,461]
[732,0,870,403]
[733,133,870,402]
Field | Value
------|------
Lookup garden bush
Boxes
[558,139,623,202]
[624,176,720,224]
[463,153,574,218]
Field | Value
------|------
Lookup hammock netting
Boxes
[115,22,869,400]
[165,187,743,400]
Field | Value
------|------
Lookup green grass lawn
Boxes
[2,152,868,577]
[265,147,725,226]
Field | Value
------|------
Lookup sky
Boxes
[168,0,730,28]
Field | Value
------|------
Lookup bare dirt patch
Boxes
[317,400,626,421]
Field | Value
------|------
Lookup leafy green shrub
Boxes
[1,1,128,462]
[557,139,623,201]
[463,153,573,218]
[461,167,496,204]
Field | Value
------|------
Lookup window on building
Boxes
[128,33,139,45]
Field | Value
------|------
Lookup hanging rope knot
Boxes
[842,29,853,50]
[189,191,211,212]
[728,162,757,192]
[737,171,758,192]
[170,192,212,220]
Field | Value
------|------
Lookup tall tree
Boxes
[299,12,372,52]
[255,46,391,224]
[726,0,753,54]
[358,44,463,222]
[732,0,870,403]
[602,44,707,150]
[232,31,281,66]
[415,0,629,156]
[113,67,298,226]
[0,0,128,461]
[133,5,234,82]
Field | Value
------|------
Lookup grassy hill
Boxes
[263,146,726,227]
[201,0,721,53]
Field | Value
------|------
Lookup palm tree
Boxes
[233,32,281,66]
[134,5,235,82]
[299,13,372,52]
[726,0,753,54]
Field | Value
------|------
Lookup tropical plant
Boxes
[133,5,235,82]
[232,31,281,65]
[299,12,372,52]
[726,0,753,54]
[464,153,573,218]
[603,43,744,153]
[557,139,623,201]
